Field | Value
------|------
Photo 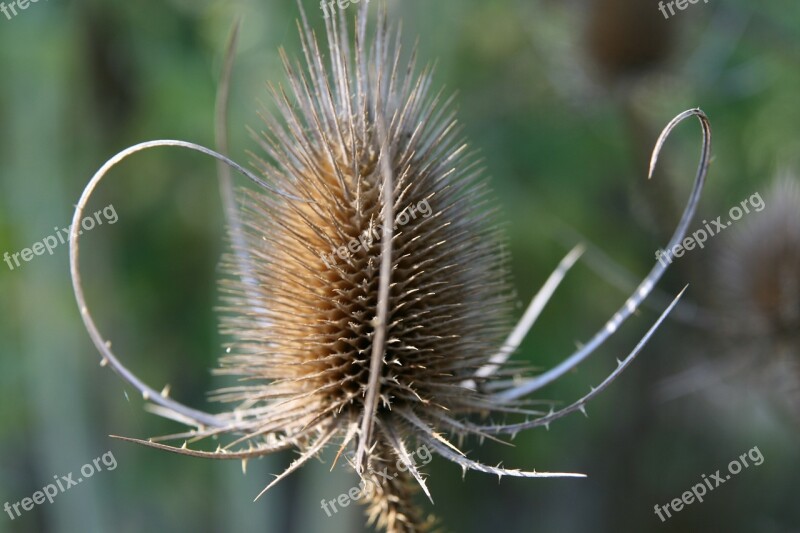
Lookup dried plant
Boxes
[716,176,800,342]
[585,0,673,81]
[68,4,711,532]
[714,175,800,420]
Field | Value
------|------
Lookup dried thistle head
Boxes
[714,176,800,420]
[213,6,515,527]
[585,0,673,81]
[716,177,800,342]
[69,4,711,532]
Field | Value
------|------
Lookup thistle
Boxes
[69,3,711,532]
[716,177,800,341]
[714,176,800,420]
[585,0,673,81]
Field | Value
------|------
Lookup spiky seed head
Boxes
[585,0,672,80]
[715,176,800,421]
[74,5,710,532]
[715,177,800,343]
[213,5,511,530]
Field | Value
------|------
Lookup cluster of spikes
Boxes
[714,176,800,420]
[716,176,800,344]
[68,3,711,532]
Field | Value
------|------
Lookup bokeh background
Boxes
[1,0,799,532]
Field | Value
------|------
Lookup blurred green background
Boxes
[1,0,799,532]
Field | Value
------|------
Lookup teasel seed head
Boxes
[585,0,673,81]
[716,177,800,342]
[70,3,712,532]
[212,5,515,528]
[715,175,800,420]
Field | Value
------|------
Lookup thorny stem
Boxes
[69,140,308,429]
[357,93,396,473]
[496,108,711,401]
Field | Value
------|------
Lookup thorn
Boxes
[242,459,248,474]
[181,441,188,449]
[99,358,108,367]
[578,404,588,417]
[142,390,150,401]
[161,384,171,398]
